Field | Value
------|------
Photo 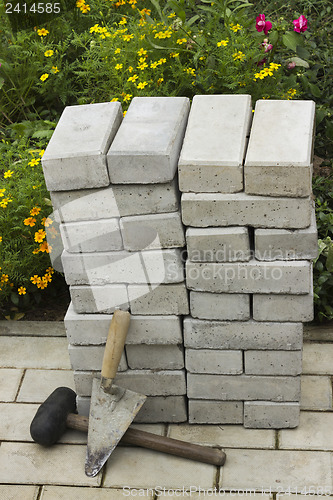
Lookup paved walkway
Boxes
[0,320,333,499]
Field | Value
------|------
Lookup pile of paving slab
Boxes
[42,94,317,428]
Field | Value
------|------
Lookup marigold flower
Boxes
[137,62,148,70]
[24,217,36,227]
[4,170,14,178]
[40,74,49,82]
[230,23,242,32]
[39,241,52,253]
[80,4,90,13]
[0,236,2,242]
[119,17,127,25]
[157,78,164,85]
[123,34,134,41]
[217,39,229,47]
[37,28,49,36]
[137,81,148,89]
[44,50,54,57]
[1,274,9,283]
[34,229,46,243]
[255,14,272,35]
[30,206,41,216]
[293,15,308,33]
[128,74,138,82]
[114,48,121,54]
[176,38,187,44]
[0,198,12,208]
[0,188,5,197]
[233,51,245,61]
[137,48,147,57]
[115,63,123,70]
[42,217,53,227]
[170,52,179,58]
[51,66,59,74]
[18,286,26,295]
[30,275,39,284]
[123,94,132,102]
[28,158,40,167]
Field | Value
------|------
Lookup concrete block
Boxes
[190,291,250,320]
[77,395,188,423]
[65,303,183,345]
[62,248,184,285]
[188,400,243,424]
[186,349,243,374]
[186,227,250,262]
[128,284,189,315]
[255,208,318,261]
[60,218,123,253]
[107,97,190,183]
[74,369,186,396]
[187,374,301,401]
[253,292,314,322]
[184,318,303,350]
[244,401,300,429]
[186,260,311,294]
[50,180,179,222]
[70,284,128,314]
[120,212,185,250]
[245,100,315,197]
[245,350,302,376]
[178,94,252,193]
[68,345,127,371]
[181,193,312,229]
[42,102,122,191]
[125,344,184,370]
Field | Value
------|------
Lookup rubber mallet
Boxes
[30,387,226,466]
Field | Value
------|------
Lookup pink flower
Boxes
[287,61,296,69]
[256,14,272,35]
[293,15,308,33]
[262,41,273,52]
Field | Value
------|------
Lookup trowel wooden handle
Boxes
[101,310,130,382]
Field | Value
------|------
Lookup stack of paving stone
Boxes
[179,95,317,428]
[42,97,191,422]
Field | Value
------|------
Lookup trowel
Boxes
[85,309,146,477]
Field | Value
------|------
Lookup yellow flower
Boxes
[230,23,242,32]
[0,188,5,197]
[137,81,148,89]
[111,97,119,102]
[170,52,179,58]
[39,241,51,253]
[24,217,36,227]
[176,38,187,44]
[123,34,134,42]
[150,61,159,69]
[168,12,176,18]
[184,67,196,76]
[90,24,100,33]
[1,274,9,283]
[123,110,127,117]
[0,198,12,208]
[40,73,49,82]
[157,78,164,85]
[30,275,40,284]
[217,39,229,47]
[39,149,45,156]
[139,8,150,16]
[158,58,166,64]
[51,66,59,74]
[44,50,54,57]
[0,236,2,242]
[43,273,52,283]
[37,28,49,36]
[137,48,147,57]
[233,51,245,61]
[128,74,138,82]
[119,17,127,25]
[34,229,46,243]
[80,4,90,13]
[115,63,123,70]
[128,66,134,73]
[42,217,53,227]
[114,48,121,54]
[46,266,55,275]
[18,286,26,295]
[123,94,132,103]
[4,170,14,178]
[28,158,40,167]
[137,62,148,70]
[30,206,41,216]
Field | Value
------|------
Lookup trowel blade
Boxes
[85,377,146,477]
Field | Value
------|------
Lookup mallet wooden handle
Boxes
[66,413,225,466]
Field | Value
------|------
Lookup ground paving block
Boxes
[245,100,315,197]
[245,350,302,376]
[65,304,183,345]
[120,212,185,250]
[244,401,300,429]
[181,192,312,229]
[50,180,179,222]
[128,284,189,315]
[178,94,252,193]
[302,343,333,375]
[68,345,127,371]
[0,337,71,369]
[103,447,216,489]
[60,218,123,253]
[70,284,128,314]
[42,102,122,191]
[187,374,301,401]
[168,422,275,449]
[190,291,250,320]
[62,248,184,285]
[253,292,314,322]
[304,322,333,342]
[40,486,154,499]
[0,321,65,336]
[0,368,24,401]
[126,344,184,370]
[107,97,190,183]
[0,403,40,441]
[184,318,303,350]
[159,493,272,499]
[74,369,186,396]
[186,349,243,374]
[0,485,39,500]
[300,375,332,410]
[17,369,75,403]
[188,400,243,424]
[186,227,251,262]
[186,260,311,294]
[279,411,333,451]
[219,449,332,490]
[255,209,317,261]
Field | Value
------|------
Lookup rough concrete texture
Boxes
[178,94,252,193]
[245,350,302,376]
[128,284,189,315]
[42,102,122,191]
[244,401,300,428]
[69,284,129,314]
[125,344,184,370]
[68,345,127,372]
[60,218,123,253]
[186,227,251,262]
[120,212,185,250]
[185,349,243,374]
[190,291,250,321]
[107,97,190,183]
[253,292,314,322]
[188,400,244,424]
[181,192,312,229]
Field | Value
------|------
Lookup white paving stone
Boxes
[0,485,39,500]
[0,368,24,401]
[103,447,216,489]
[60,218,123,253]
[70,284,129,314]
[300,375,332,410]
[17,369,75,403]
[178,94,252,193]
[0,321,65,336]
[126,344,184,370]
[42,102,122,191]
[0,442,101,486]
[186,349,243,374]
[253,292,314,322]
[245,100,315,197]
[181,193,312,229]
[128,284,189,315]
[186,227,251,262]
[220,449,332,490]
[0,337,71,369]
[244,401,300,429]
[279,411,333,450]
[0,403,40,441]
[107,96,190,183]
[188,400,243,424]
[190,292,250,321]
[302,343,333,375]
[40,486,154,499]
